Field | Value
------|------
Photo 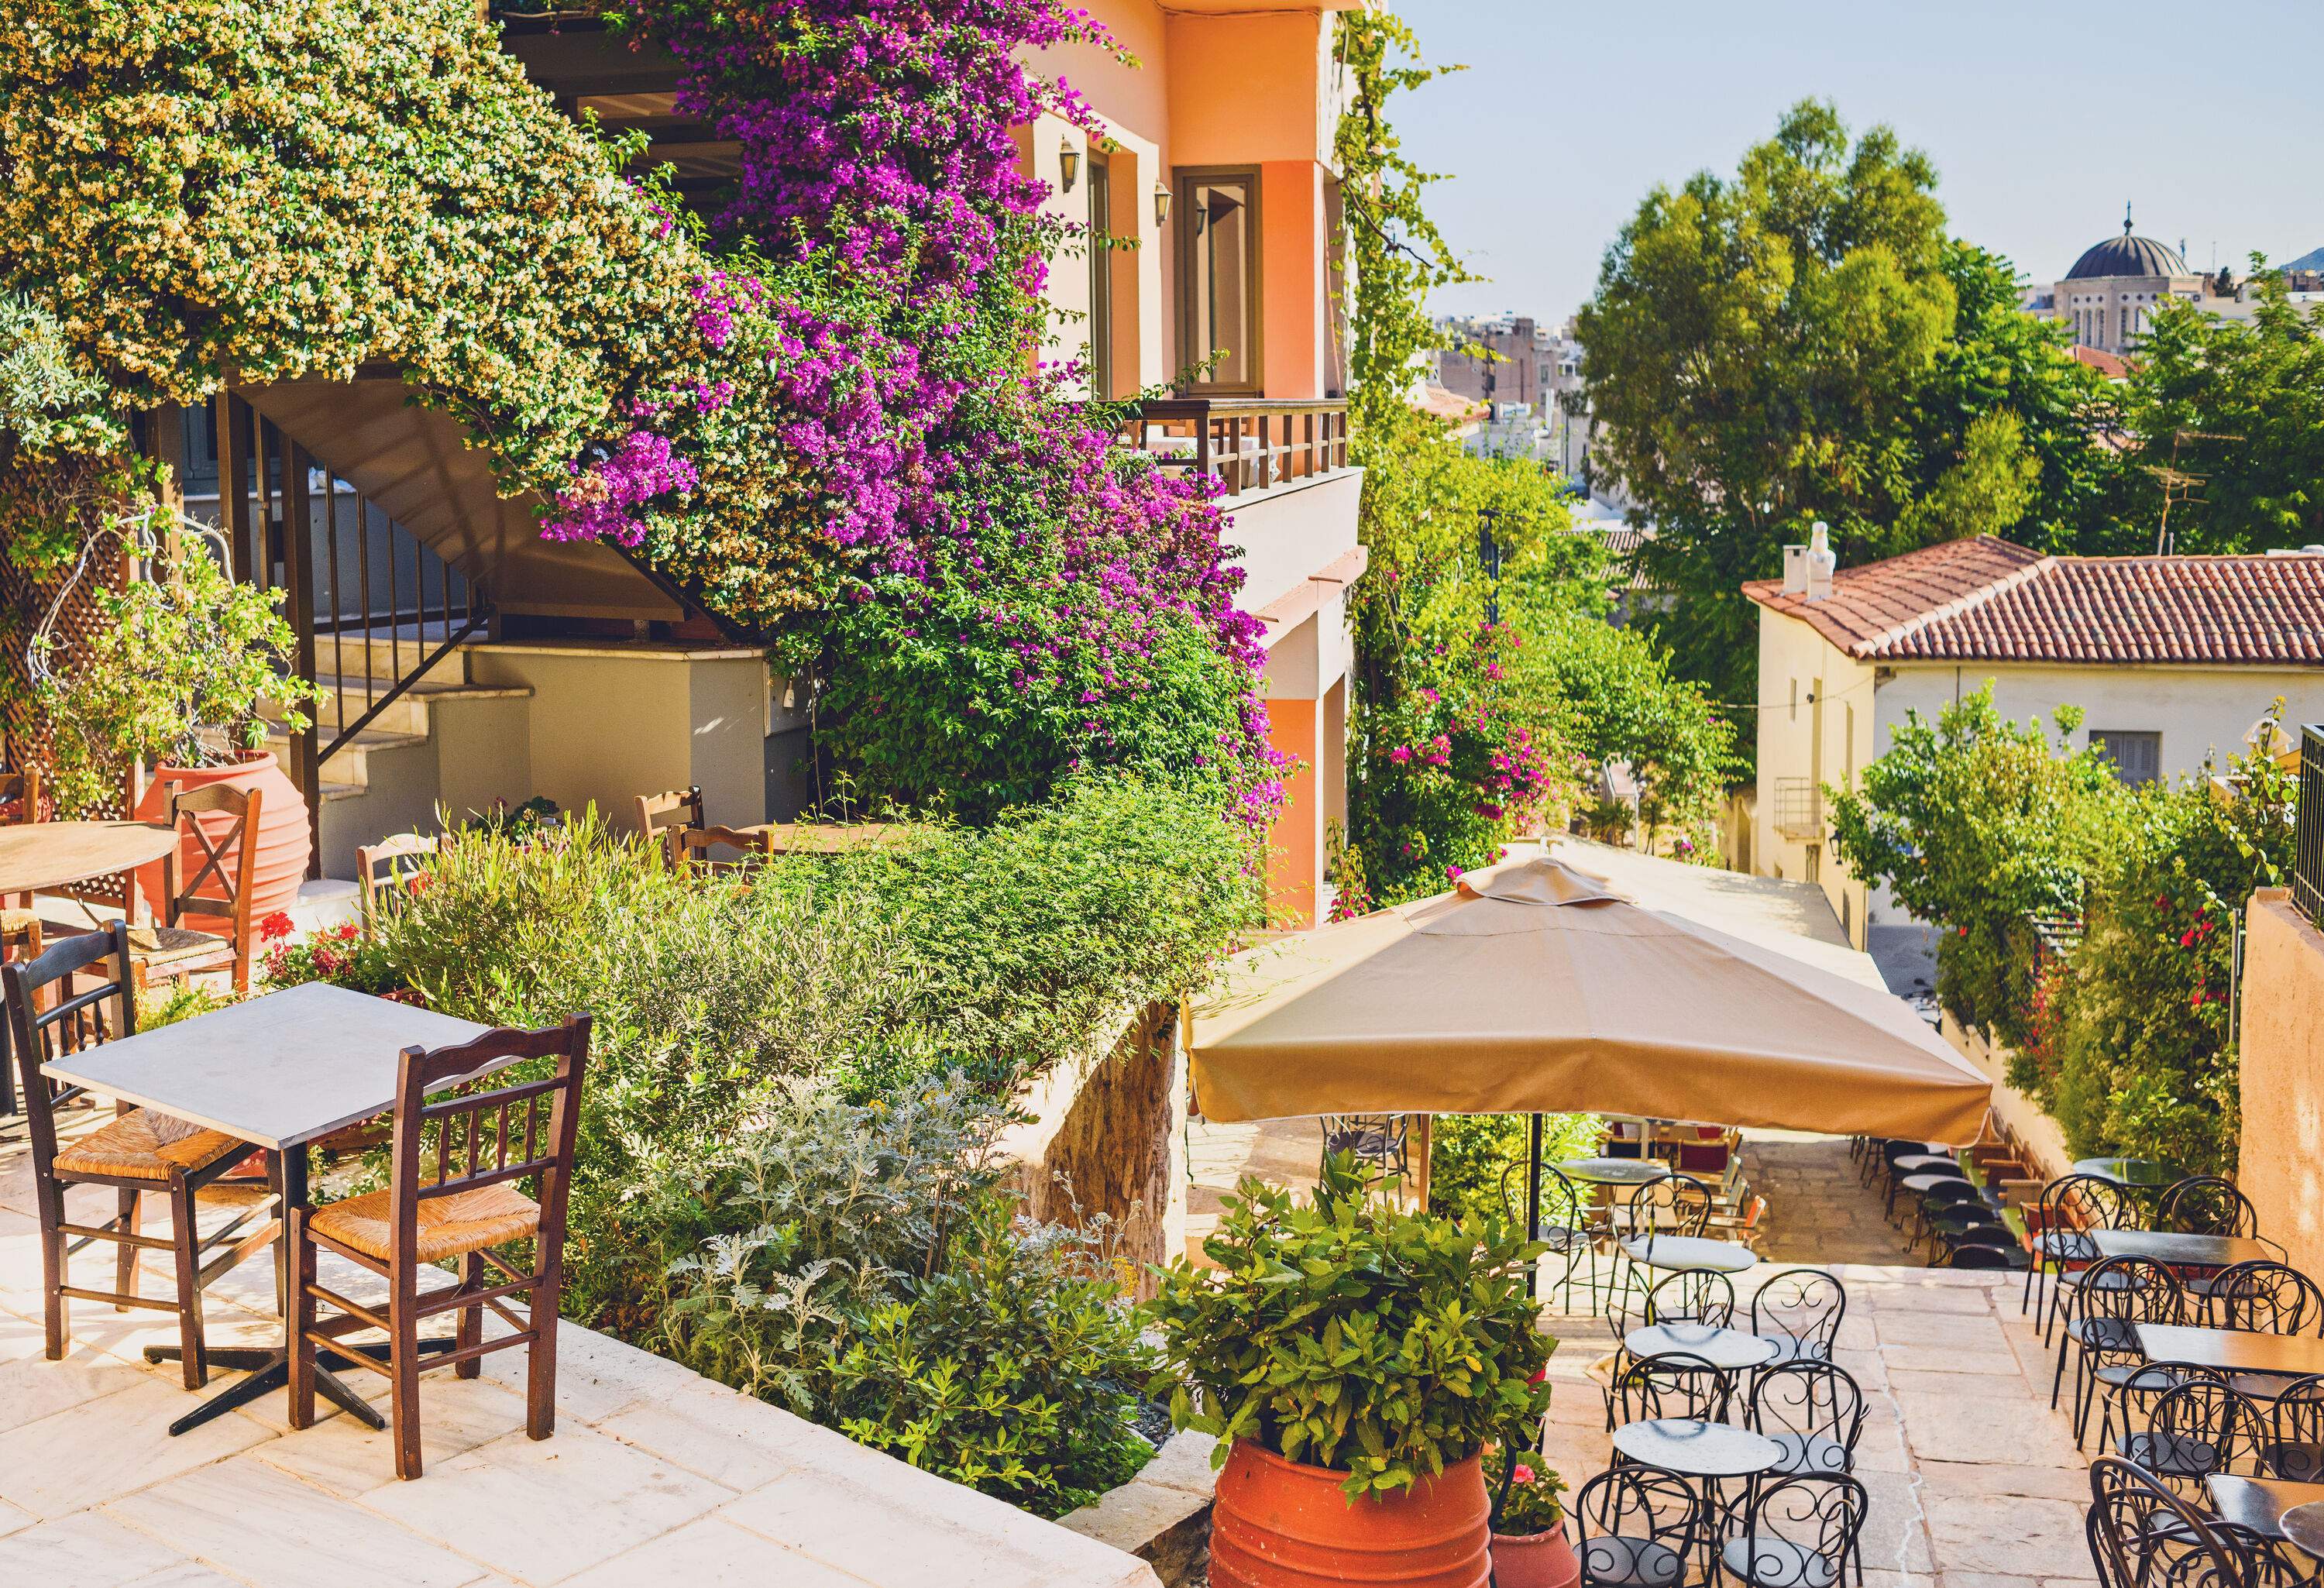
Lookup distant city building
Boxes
[2030,207,2324,355]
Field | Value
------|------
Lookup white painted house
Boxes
[1745,534,2324,948]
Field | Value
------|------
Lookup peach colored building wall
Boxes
[1267,696,1322,925]
[2237,890,2324,1279]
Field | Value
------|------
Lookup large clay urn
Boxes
[1490,1524,1581,1588]
[133,751,310,927]
[1209,1440,1490,1588]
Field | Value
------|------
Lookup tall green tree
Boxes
[1575,103,2119,705]
[2119,263,2324,553]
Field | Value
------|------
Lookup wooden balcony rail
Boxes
[2295,724,2324,926]
[1119,398,1350,499]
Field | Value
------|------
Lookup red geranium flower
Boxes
[258,911,294,942]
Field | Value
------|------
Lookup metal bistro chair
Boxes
[290,1016,591,1480]
[2085,1456,2249,1588]
[2160,1177,2281,1291]
[3,923,279,1387]
[2262,1373,2324,1483]
[1323,1114,1411,1182]
[1751,1269,1846,1366]
[1573,1466,1701,1588]
[1610,1349,1736,1432]
[1723,1473,1869,1588]
[2206,1260,2324,1336]
[1501,1158,1593,1311]
[2118,1375,2267,1502]
[1613,1170,1714,1309]
[2058,1255,2186,1447]
[1748,1359,1867,1479]
[2031,1173,2137,1342]
[1621,1266,1738,1335]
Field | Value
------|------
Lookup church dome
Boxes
[2066,212,2189,280]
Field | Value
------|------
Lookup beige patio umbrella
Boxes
[1191,852,1992,1146]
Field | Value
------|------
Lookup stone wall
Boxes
[996,1002,1187,1297]
[2236,889,2324,1277]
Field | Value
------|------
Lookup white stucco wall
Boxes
[1224,469,1363,621]
[1757,602,2324,937]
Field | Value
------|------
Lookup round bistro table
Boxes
[1622,1234,1759,1274]
[1611,1418,1782,1479]
[1891,1153,1961,1174]
[0,821,177,899]
[1560,1157,1673,1187]
[2283,1501,2324,1560]
[1624,1322,1779,1373]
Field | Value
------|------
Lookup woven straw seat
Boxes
[53,1109,244,1181]
[134,924,232,967]
[1,906,36,932]
[311,1181,540,1263]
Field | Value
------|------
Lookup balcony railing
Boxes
[1120,398,1350,499]
[2295,724,2324,926]
[1772,776,1822,840]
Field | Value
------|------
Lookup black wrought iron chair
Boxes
[1751,1268,1846,1366]
[1613,1170,1714,1306]
[2206,1261,2324,1336]
[1722,1473,1868,1588]
[2119,1377,2269,1503]
[1321,1113,1410,1180]
[1572,1466,1700,1588]
[2057,1254,2186,1447]
[2030,1173,2137,1342]
[1500,1157,1597,1313]
[2085,1456,2250,1588]
[1621,1267,1738,1334]
[2262,1373,2324,1483]
[1610,1349,1734,1428]
[1747,1359,1866,1478]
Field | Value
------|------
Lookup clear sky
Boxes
[1396,0,2324,325]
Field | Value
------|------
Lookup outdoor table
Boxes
[2284,1501,2324,1561]
[2133,1324,2324,1380]
[2207,1476,2324,1541]
[1560,1157,1671,1187]
[0,820,177,896]
[41,982,491,1435]
[1891,1153,1960,1174]
[2074,1156,2181,1189]
[734,821,902,855]
[1622,1234,1758,1274]
[2090,1229,2270,1268]
[1611,1418,1782,1478]
[1625,1322,1779,1373]
[1899,1171,1971,1193]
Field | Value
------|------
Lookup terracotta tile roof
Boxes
[1743,535,2324,665]
[2071,345,2131,380]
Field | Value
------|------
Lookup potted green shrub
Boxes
[34,510,323,918]
[1485,1440,1576,1588]
[1147,1154,1552,1588]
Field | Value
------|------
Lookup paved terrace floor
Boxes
[1191,1123,2097,1588]
[0,1109,1159,1588]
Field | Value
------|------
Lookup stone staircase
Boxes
[263,631,532,875]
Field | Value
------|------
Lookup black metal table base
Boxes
[146,1338,458,1436]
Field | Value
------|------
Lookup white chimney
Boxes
[1807,521,1836,603]
[1782,544,1810,596]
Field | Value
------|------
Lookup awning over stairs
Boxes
[239,374,682,624]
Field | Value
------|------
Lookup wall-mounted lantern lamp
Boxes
[1153,183,1173,227]
[1058,141,1081,194]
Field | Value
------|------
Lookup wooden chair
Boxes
[290,1016,591,1480]
[356,833,439,931]
[672,823,777,874]
[136,782,260,995]
[3,923,280,1387]
[2,765,43,923]
[635,785,704,864]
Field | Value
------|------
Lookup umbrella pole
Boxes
[1525,1112,1544,1298]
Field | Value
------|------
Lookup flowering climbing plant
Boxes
[0,0,1277,825]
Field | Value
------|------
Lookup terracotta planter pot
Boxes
[1210,1440,1490,1588]
[1491,1524,1580,1588]
[133,751,311,930]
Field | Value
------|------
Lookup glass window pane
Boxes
[1183,176,1254,387]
